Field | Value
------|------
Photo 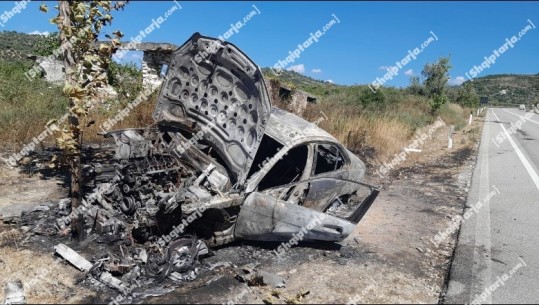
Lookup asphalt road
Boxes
[445,107,539,304]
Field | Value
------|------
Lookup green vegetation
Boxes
[0,60,68,147]
[261,65,457,126]
[262,63,466,162]
[407,76,426,96]
[1,30,535,166]
[262,67,354,100]
[422,57,451,113]
[0,30,145,150]
[107,61,143,99]
[456,82,479,109]
[34,32,61,56]
[0,31,50,62]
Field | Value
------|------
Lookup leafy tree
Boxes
[456,81,479,109]
[34,32,61,56]
[406,76,425,96]
[422,56,451,112]
[430,95,448,113]
[446,86,459,103]
[41,0,127,239]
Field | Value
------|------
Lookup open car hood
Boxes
[153,33,272,185]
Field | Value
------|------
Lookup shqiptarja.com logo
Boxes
[0,1,31,27]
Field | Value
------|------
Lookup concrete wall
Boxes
[264,78,317,116]
[141,50,170,90]
[36,56,64,85]
[36,56,117,98]
[34,42,177,93]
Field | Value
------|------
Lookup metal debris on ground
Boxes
[54,243,93,272]
[98,272,129,294]
[208,261,232,270]
[3,281,26,305]
[53,236,206,298]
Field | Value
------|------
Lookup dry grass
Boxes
[81,93,159,143]
[438,103,468,131]
[300,97,461,165]
[305,103,413,162]
[2,86,467,170]
[0,93,158,153]
[0,247,96,303]
[0,92,158,152]
[90,86,430,167]
[0,226,96,303]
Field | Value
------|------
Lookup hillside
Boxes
[0,31,52,62]
[467,74,539,106]
[261,67,348,98]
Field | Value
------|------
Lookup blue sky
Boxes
[1,1,538,86]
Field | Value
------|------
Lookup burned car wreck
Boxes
[54,33,379,290]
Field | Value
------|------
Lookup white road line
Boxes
[502,109,539,125]
[492,109,539,191]
[470,111,492,303]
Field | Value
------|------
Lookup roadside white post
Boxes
[469,113,473,125]
[448,125,454,149]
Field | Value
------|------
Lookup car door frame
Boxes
[300,141,361,212]
[244,141,314,200]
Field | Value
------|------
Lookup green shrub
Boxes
[430,95,447,113]
[360,87,385,108]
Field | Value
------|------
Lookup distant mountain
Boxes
[467,74,539,106]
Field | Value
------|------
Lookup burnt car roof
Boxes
[265,108,337,146]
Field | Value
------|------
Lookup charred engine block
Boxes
[82,127,228,242]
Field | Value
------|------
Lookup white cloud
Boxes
[326,79,334,83]
[287,64,305,74]
[404,69,414,76]
[28,31,49,36]
[378,65,396,71]
[311,68,322,73]
[448,76,466,86]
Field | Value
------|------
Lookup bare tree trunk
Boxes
[59,0,84,240]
